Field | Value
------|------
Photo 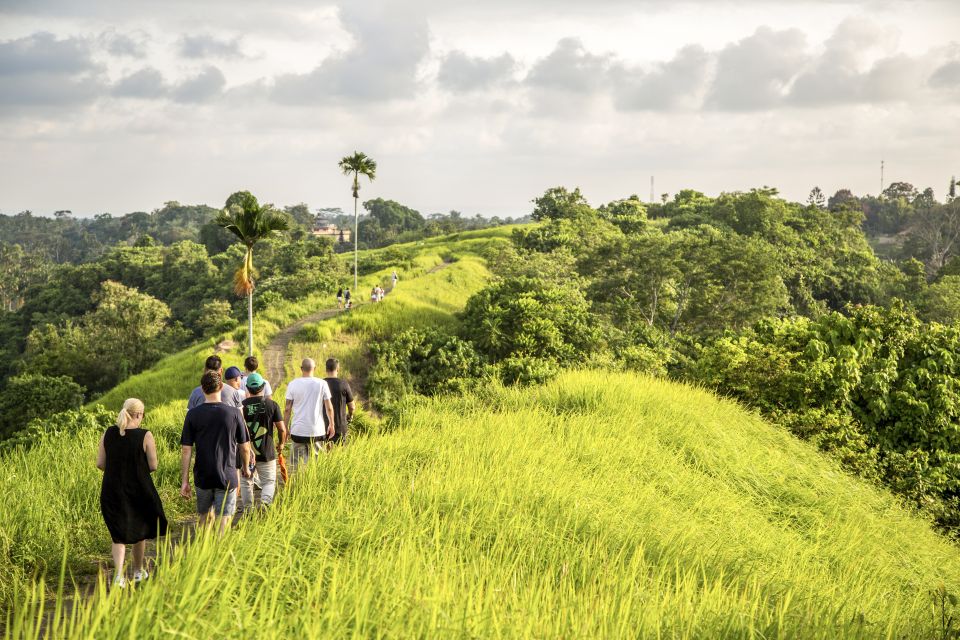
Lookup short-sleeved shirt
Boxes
[242,396,284,462]
[285,376,332,438]
[180,402,249,490]
[187,384,243,411]
[323,377,355,434]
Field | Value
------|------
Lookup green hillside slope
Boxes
[11,372,960,639]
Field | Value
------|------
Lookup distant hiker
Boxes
[323,358,356,446]
[336,287,344,310]
[284,358,335,473]
[97,398,168,588]
[371,287,378,303]
[239,373,287,511]
[180,371,253,535]
[187,355,243,411]
[391,270,398,288]
[239,355,273,400]
[377,285,385,302]
[344,288,351,308]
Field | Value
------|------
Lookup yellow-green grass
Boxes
[10,371,960,638]
[0,231,507,605]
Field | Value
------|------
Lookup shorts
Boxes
[196,487,237,517]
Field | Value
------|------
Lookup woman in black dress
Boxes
[96,398,168,588]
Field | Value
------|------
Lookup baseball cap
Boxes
[245,372,266,391]
[224,366,242,380]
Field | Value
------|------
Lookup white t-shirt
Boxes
[239,374,273,400]
[285,376,332,437]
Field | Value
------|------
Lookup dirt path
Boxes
[263,306,341,388]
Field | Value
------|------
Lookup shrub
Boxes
[0,374,85,441]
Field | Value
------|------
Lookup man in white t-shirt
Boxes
[284,358,335,474]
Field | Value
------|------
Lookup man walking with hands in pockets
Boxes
[284,358,335,473]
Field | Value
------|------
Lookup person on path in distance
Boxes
[323,358,356,446]
[391,270,398,289]
[97,398,168,589]
[344,288,351,309]
[180,371,253,535]
[239,356,273,400]
[284,358,335,473]
[187,355,243,411]
[370,286,378,303]
[239,373,286,511]
[336,287,344,310]
[377,285,385,302]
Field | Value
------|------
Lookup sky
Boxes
[0,0,958,219]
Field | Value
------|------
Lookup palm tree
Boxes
[215,191,290,355]
[338,151,377,290]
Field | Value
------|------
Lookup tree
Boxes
[949,176,957,202]
[215,191,291,355]
[338,151,378,290]
[828,188,859,212]
[908,200,960,274]
[807,186,826,209]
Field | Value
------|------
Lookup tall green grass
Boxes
[0,231,506,605]
[9,371,960,638]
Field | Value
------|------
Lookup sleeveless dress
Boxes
[100,427,168,544]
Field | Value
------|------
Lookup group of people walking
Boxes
[96,354,356,588]
[336,271,399,309]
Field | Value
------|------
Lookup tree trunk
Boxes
[247,288,253,356]
[353,194,359,291]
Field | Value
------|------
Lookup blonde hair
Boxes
[117,398,145,436]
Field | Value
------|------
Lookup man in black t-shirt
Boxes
[323,358,356,445]
[180,371,252,534]
[239,373,286,510]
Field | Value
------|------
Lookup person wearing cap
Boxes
[284,358,335,473]
[239,372,286,510]
[187,356,244,411]
[239,356,273,400]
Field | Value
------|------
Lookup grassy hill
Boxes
[3,227,960,638]
[10,372,960,638]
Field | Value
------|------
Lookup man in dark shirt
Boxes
[239,373,286,511]
[180,371,252,534]
[323,358,356,446]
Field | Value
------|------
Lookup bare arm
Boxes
[275,420,288,447]
[143,431,159,472]
[283,399,293,428]
[346,400,356,420]
[96,433,106,471]
[180,446,193,498]
[240,442,253,476]
[324,398,335,439]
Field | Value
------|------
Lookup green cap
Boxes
[245,372,266,392]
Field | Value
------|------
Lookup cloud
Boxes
[0,31,97,76]
[525,37,612,93]
[179,34,245,59]
[705,26,808,111]
[102,31,148,58]
[0,32,104,111]
[171,66,226,103]
[437,51,515,93]
[271,3,429,103]
[930,60,960,88]
[612,45,710,111]
[112,67,167,98]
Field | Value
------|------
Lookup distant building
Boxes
[312,218,350,243]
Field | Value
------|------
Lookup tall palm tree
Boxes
[215,190,290,355]
[338,151,377,290]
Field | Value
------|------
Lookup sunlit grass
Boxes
[9,372,960,638]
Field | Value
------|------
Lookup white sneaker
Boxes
[113,573,126,589]
[133,569,149,583]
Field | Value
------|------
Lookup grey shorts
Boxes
[196,487,237,517]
